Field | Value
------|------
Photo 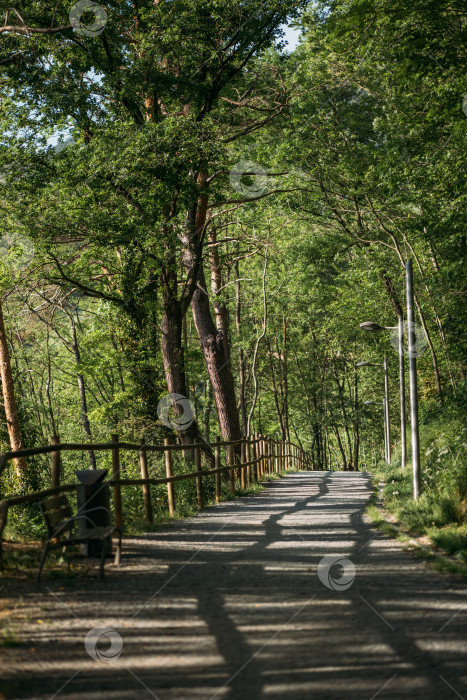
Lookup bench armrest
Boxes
[49,508,115,541]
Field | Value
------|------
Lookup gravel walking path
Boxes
[0,471,466,700]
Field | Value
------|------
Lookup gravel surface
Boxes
[0,471,466,700]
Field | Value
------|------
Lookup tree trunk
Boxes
[209,227,230,361]
[353,370,359,471]
[160,268,214,463]
[269,351,286,440]
[333,424,347,470]
[191,264,241,442]
[332,368,353,467]
[45,330,59,438]
[202,381,213,442]
[235,259,247,435]
[0,300,27,479]
[282,315,290,442]
[181,180,241,444]
[69,315,96,469]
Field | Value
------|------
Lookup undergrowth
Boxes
[370,399,467,565]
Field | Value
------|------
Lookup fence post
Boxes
[256,434,261,478]
[251,435,258,482]
[111,433,123,531]
[215,438,221,503]
[244,440,249,486]
[195,440,203,509]
[228,443,235,494]
[258,433,266,476]
[240,441,247,489]
[139,437,153,524]
[246,439,252,484]
[51,435,61,488]
[164,437,176,517]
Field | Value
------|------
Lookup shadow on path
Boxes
[1,472,466,700]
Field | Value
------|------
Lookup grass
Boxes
[366,472,467,579]
[427,524,467,562]
[366,409,467,559]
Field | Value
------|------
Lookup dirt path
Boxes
[0,471,466,700]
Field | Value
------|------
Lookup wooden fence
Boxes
[0,434,311,568]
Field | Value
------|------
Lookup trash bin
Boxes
[75,469,112,557]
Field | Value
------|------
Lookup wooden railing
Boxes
[0,434,311,568]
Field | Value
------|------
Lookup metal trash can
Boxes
[75,469,112,557]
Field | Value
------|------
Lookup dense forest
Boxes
[0,1,466,547]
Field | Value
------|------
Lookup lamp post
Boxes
[406,260,421,499]
[356,359,391,463]
[359,320,406,469]
[354,368,359,471]
[363,400,387,463]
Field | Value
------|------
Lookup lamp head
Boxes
[356,361,372,368]
[360,321,385,332]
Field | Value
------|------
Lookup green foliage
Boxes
[0,0,465,555]
[374,400,467,560]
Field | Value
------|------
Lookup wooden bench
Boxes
[37,494,122,582]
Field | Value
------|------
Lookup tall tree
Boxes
[0,0,303,443]
[0,299,27,478]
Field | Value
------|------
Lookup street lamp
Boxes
[359,319,406,469]
[356,358,391,463]
[363,400,387,462]
[406,260,421,499]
